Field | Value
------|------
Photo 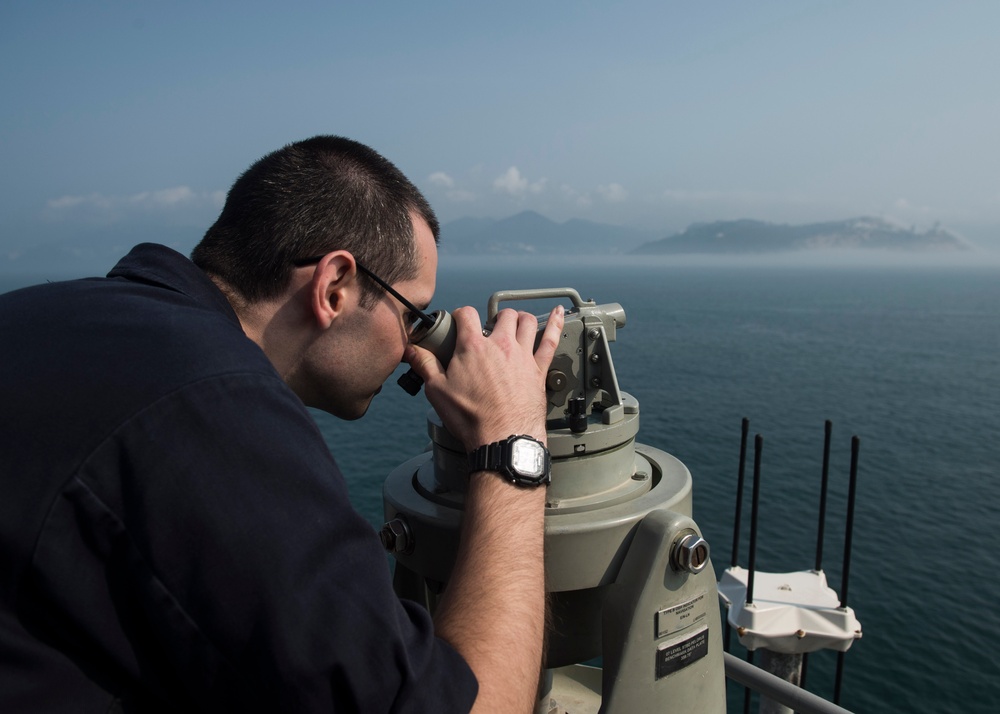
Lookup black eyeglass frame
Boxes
[291,254,435,331]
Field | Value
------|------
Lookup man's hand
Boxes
[402,303,564,713]
[404,304,564,450]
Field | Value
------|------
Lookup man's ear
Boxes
[308,251,358,329]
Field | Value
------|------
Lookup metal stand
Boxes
[382,291,727,712]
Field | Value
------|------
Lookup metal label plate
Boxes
[656,627,709,679]
[656,592,708,637]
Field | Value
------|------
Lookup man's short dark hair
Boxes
[192,135,439,306]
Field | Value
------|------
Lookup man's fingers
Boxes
[403,342,445,385]
[449,305,486,345]
[513,310,539,346]
[487,307,519,339]
[533,305,564,371]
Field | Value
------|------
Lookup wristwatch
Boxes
[468,435,551,487]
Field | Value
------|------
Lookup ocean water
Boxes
[318,257,1000,714]
[4,257,998,712]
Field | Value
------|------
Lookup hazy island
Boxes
[631,216,969,255]
[439,212,970,256]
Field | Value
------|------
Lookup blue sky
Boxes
[2,0,998,262]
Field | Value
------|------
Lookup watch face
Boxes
[510,439,546,477]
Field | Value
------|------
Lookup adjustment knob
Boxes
[672,533,710,574]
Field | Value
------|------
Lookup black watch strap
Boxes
[468,435,551,487]
[470,441,500,473]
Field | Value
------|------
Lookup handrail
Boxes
[724,653,855,714]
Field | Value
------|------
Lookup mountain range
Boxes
[441,211,971,255]
[632,216,970,255]
[441,212,970,256]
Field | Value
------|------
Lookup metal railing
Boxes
[724,653,854,714]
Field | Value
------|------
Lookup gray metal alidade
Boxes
[382,288,726,713]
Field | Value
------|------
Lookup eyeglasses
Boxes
[291,253,435,337]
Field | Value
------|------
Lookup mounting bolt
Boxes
[589,353,601,363]
[379,517,414,554]
[546,370,567,391]
[672,533,710,574]
[587,328,601,341]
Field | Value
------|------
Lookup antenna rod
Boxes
[731,417,750,568]
[801,419,834,693]
[726,418,750,653]
[743,649,755,714]
[815,420,833,571]
[840,435,860,606]
[746,434,763,605]
[835,435,861,704]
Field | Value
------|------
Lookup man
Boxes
[0,136,564,712]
